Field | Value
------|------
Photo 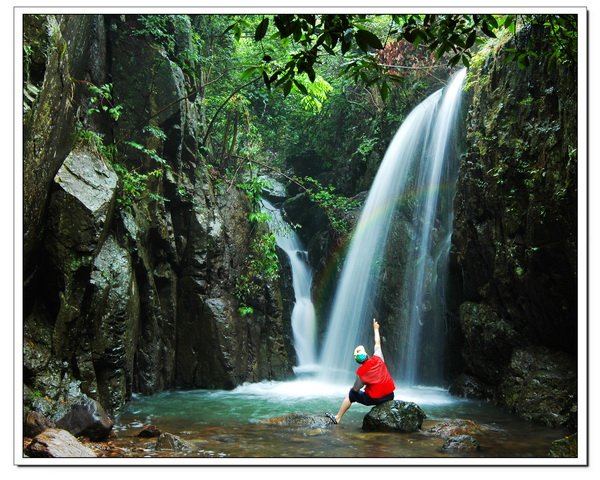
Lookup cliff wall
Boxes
[451,24,578,430]
[23,14,294,420]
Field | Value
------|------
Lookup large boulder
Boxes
[48,148,118,267]
[55,396,114,440]
[362,400,426,433]
[26,428,97,458]
[45,148,119,364]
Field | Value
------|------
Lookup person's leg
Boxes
[334,393,352,424]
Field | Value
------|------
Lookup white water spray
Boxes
[318,69,467,386]
[262,199,318,369]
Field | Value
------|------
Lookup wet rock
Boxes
[548,433,577,458]
[258,412,335,428]
[155,433,197,452]
[49,148,118,262]
[449,373,497,402]
[499,346,577,429]
[458,302,526,385]
[87,233,139,414]
[136,425,162,438]
[441,434,480,452]
[24,411,55,438]
[282,193,328,247]
[23,15,102,270]
[26,428,97,458]
[362,400,426,433]
[428,419,492,438]
[55,396,114,441]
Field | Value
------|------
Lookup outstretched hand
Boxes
[373,318,380,330]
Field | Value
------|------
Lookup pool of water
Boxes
[112,375,569,463]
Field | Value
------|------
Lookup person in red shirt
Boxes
[328,319,395,424]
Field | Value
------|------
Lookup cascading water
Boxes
[318,69,467,387]
[262,199,318,370]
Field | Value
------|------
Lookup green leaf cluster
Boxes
[86,83,123,121]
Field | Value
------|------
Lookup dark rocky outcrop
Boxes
[451,23,578,429]
[362,400,426,433]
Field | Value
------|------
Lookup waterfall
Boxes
[318,69,467,386]
[262,199,318,370]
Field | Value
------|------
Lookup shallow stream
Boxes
[112,373,567,463]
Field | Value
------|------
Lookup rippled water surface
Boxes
[113,377,568,463]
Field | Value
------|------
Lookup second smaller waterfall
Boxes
[262,199,318,371]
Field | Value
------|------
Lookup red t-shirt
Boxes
[356,355,395,399]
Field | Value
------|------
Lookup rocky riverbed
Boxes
[21,399,576,461]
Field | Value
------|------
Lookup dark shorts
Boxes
[348,388,394,406]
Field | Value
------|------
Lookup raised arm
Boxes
[373,318,381,349]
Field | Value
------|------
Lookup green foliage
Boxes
[299,176,361,234]
[76,127,116,161]
[230,14,495,94]
[229,13,577,99]
[75,82,171,211]
[233,174,280,316]
[133,15,178,55]
[143,125,168,141]
[86,83,123,120]
[123,140,168,167]
[502,15,576,70]
[236,175,273,209]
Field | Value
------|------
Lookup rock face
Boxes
[451,24,578,430]
[22,14,294,424]
[362,400,426,433]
